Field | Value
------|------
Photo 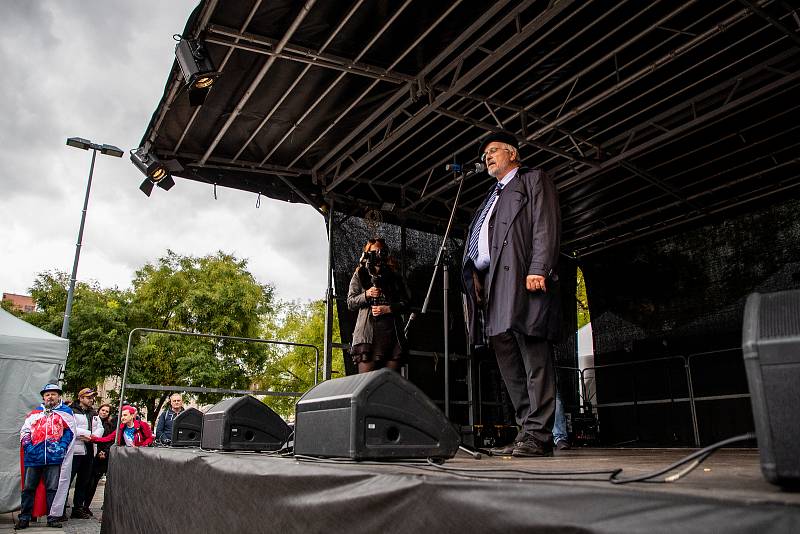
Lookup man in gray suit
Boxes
[462,131,561,457]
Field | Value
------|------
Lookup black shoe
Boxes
[555,439,571,451]
[490,431,524,456]
[512,435,554,457]
[47,520,63,528]
[84,507,94,517]
[57,514,69,522]
[71,507,91,519]
[489,442,517,456]
[16,518,29,529]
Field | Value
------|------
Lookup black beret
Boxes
[478,131,520,158]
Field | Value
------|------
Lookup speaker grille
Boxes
[758,289,800,339]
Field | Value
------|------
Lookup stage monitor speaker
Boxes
[201,395,290,451]
[743,290,800,488]
[171,407,203,447]
[294,368,460,460]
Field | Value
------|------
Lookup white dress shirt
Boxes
[474,167,518,271]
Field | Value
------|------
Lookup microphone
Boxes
[445,162,485,175]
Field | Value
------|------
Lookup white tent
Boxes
[0,308,68,512]
[577,322,595,409]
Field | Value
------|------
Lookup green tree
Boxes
[258,299,344,417]
[577,267,590,329]
[127,250,275,424]
[1,299,22,316]
[26,271,130,396]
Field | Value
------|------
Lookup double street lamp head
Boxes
[66,137,124,157]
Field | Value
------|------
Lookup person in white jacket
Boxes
[65,388,104,519]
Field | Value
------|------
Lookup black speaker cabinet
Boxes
[743,290,800,488]
[294,368,460,460]
[171,408,203,447]
[201,395,290,451]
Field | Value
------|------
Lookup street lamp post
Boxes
[61,137,124,339]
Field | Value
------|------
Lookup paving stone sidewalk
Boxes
[0,481,103,534]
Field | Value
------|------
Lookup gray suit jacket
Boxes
[462,166,561,343]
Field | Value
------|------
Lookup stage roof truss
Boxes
[140,0,800,253]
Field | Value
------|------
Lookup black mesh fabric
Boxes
[330,211,579,428]
[582,197,800,445]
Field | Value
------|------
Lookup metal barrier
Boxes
[557,347,747,447]
[115,327,321,444]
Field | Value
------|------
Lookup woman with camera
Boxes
[347,238,410,374]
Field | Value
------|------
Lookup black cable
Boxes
[609,432,756,484]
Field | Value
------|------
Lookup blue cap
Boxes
[40,383,63,396]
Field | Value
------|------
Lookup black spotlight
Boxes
[175,36,219,107]
[130,147,181,197]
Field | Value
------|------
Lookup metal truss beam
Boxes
[559,67,800,190]
[324,0,575,193]
[737,0,800,49]
[199,0,316,165]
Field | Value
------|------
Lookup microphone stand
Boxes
[406,168,483,460]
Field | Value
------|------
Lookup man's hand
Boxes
[97,451,106,459]
[366,287,381,298]
[526,275,546,293]
[371,305,391,316]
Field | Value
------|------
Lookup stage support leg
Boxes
[323,198,335,381]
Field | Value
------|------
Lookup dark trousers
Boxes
[490,330,555,442]
[84,456,108,509]
[70,453,93,509]
[20,464,61,520]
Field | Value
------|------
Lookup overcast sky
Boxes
[0,1,328,303]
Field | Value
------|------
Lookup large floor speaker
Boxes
[743,290,800,488]
[201,396,290,451]
[294,368,460,460]
[171,408,203,447]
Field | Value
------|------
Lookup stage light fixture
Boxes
[175,36,220,107]
[130,147,180,197]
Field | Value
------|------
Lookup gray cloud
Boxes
[0,1,328,302]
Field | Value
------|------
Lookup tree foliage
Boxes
[577,267,590,329]
[26,271,130,397]
[18,253,277,426]
[126,251,275,424]
[258,299,344,417]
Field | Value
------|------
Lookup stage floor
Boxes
[102,446,800,533]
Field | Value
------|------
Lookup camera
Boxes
[361,248,387,270]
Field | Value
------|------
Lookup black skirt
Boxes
[351,315,402,363]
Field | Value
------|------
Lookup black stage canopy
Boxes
[138,1,800,445]
[140,0,800,251]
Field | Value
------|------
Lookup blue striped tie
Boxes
[467,183,502,262]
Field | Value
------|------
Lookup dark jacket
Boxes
[156,408,184,443]
[347,265,410,347]
[94,417,116,456]
[462,167,561,344]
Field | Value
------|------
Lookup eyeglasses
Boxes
[367,238,386,245]
[481,146,511,162]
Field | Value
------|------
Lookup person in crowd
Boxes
[68,388,102,519]
[83,403,114,514]
[17,383,76,530]
[92,405,154,447]
[462,131,561,458]
[156,393,185,444]
[347,237,411,374]
[553,392,571,451]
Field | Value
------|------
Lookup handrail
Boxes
[115,327,321,445]
[555,346,744,447]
